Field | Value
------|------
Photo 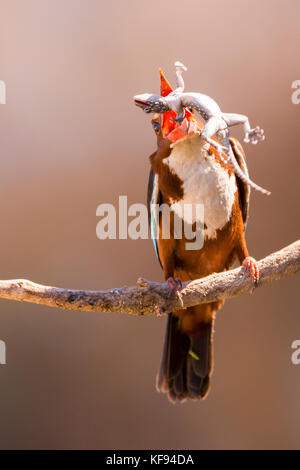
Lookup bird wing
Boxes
[147,167,163,268]
[229,137,250,229]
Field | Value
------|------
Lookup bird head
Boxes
[157,68,203,145]
[134,68,203,145]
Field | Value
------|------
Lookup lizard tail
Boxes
[228,140,271,196]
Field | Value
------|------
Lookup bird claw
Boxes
[244,126,265,144]
[243,256,260,286]
[167,277,184,307]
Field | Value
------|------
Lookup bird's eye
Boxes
[153,122,160,134]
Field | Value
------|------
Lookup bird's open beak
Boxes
[159,69,203,145]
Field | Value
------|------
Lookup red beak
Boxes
[159,69,203,144]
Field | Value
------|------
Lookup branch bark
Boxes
[0,240,299,316]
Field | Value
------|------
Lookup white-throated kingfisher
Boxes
[139,68,259,403]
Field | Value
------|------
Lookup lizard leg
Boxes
[173,61,187,93]
[222,112,265,145]
[201,117,228,163]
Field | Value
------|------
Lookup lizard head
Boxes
[134,93,169,114]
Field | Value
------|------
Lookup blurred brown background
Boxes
[0,0,299,450]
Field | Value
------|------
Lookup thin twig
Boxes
[0,240,299,316]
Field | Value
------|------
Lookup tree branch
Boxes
[0,240,299,316]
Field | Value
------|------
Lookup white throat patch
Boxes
[165,136,237,239]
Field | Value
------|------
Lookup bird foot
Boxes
[243,256,260,285]
[167,277,184,307]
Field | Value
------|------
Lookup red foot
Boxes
[167,277,184,307]
[243,256,259,284]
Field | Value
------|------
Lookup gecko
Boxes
[134,62,270,196]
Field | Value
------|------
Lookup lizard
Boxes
[134,61,270,196]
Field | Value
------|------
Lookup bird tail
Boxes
[156,312,215,403]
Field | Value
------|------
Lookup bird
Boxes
[142,68,260,403]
